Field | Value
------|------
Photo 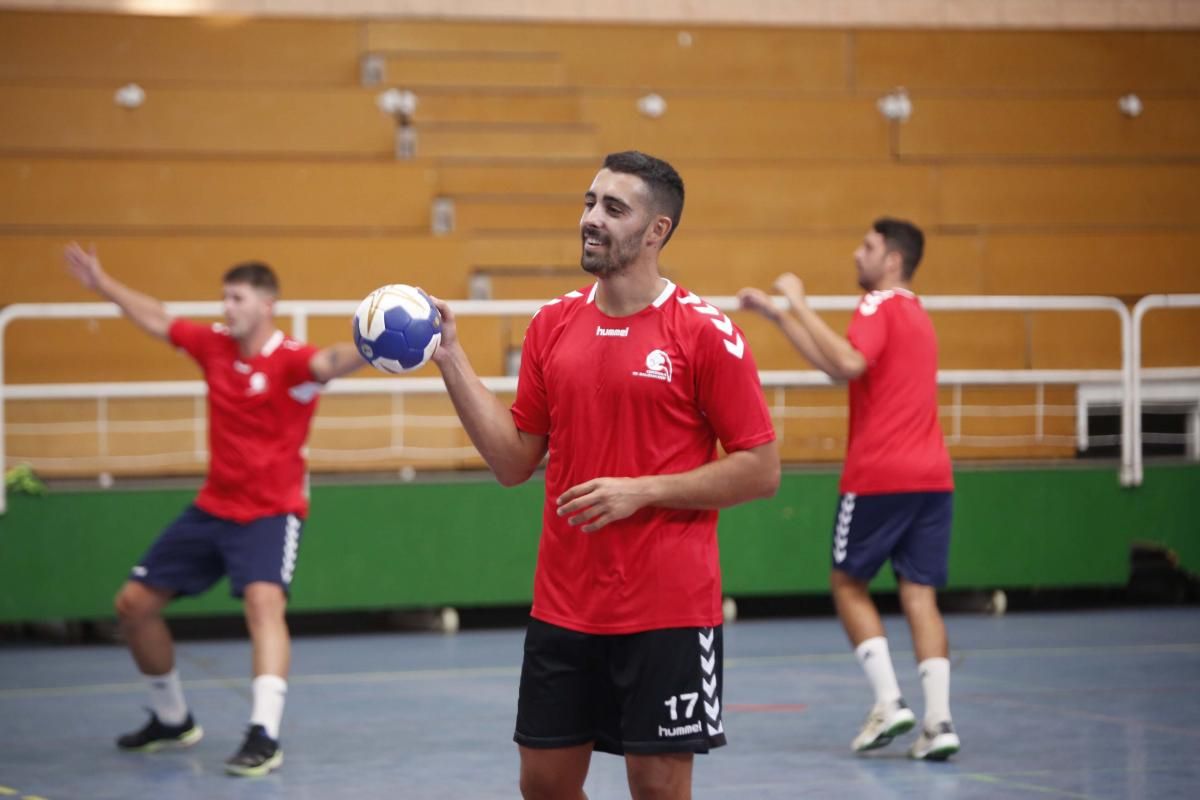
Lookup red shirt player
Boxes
[64,244,364,777]
[739,218,961,762]
[429,152,779,799]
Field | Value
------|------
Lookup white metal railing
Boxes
[1131,295,1200,485]
[0,295,1143,514]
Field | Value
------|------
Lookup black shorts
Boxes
[130,504,303,598]
[514,618,726,756]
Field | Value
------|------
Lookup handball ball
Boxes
[353,284,442,374]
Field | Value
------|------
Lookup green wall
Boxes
[1,465,1197,622]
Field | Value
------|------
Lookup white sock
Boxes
[919,657,952,724]
[854,636,902,706]
[145,668,188,726]
[250,674,288,741]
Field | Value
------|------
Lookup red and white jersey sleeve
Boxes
[512,281,775,635]
[169,319,323,522]
[842,290,953,495]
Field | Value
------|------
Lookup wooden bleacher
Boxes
[2,10,1198,473]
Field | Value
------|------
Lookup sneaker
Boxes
[851,698,917,752]
[909,720,961,761]
[117,712,203,752]
[225,724,283,777]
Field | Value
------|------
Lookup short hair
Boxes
[873,217,925,280]
[223,261,279,297]
[602,151,685,246]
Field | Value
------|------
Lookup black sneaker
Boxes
[117,712,203,752]
[225,724,283,777]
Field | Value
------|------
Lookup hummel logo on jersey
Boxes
[596,326,630,337]
[632,349,673,382]
[233,360,252,374]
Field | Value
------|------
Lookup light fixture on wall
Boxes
[1117,93,1143,118]
[113,83,146,109]
[377,88,419,160]
[637,93,667,119]
[877,88,912,122]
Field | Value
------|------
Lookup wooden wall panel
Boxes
[582,95,889,161]
[0,86,395,157]
[417,125,597,160]
[899,97,1200,160]
[375,52,566,89]
[938,165,1200,228]
[444,165,943,233]
[0,12,360,85]
[366,22,850,91]
[0,235,470,306]
[853,31,1200,92]
[1140,311,1200,368]
[1029,311,1124,370]
[979,233,1200,296]
[0,159,436,231]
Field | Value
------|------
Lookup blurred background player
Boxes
[738,218,960,761]
[427,151,780,799]
[63,243,365,776]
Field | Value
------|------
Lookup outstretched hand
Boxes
[557,477,653,533]
[63,242,104,291]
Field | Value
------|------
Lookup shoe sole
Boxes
[225,749,284,777]
[854,714,917,752]
[911,736,961,761]
[119,725,204,753]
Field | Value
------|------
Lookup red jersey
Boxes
[841,289,953,495]
[511,280,776,635]
[169,319,322,523]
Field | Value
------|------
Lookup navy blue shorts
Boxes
[515,618,726,756]
[831,492,952,587]
[129,505,303,598]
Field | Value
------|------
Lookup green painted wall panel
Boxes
[0,465,1196,622]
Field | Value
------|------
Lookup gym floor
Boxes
[2,607,1198,799]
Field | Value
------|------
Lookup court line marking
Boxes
[1,641,1196,700]
[963,771,1095,799]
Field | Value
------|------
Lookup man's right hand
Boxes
[774,273,808,311]
[427,294,461,367]
[63,242,105,292]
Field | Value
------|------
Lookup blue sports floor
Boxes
[2,607,1198,799]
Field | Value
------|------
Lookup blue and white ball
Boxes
[353,284,442,374]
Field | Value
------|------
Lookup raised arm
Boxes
[428,296,547,486]
[738,284,841,378]
[309,342,367,383]
[63,243,173,341]
[773,273,865,381]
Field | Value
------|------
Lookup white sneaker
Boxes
[851,698,917,752]
[909,720,960,761]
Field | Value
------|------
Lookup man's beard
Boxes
[580,227,643,277]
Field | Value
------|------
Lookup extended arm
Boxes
[737,286,841,377]
[309,342,367,383]
[429,297,547,486]
[557,440,780,533]
[63,242,173,341]
[773,273,865,381]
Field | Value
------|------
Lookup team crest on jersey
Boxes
[632,349,673,383]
